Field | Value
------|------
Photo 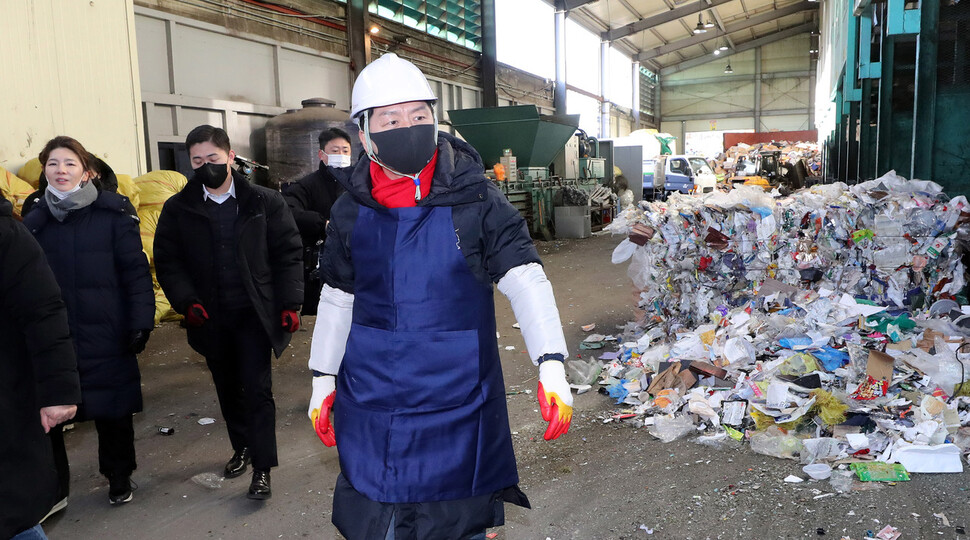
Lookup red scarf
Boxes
[370,150,437,208]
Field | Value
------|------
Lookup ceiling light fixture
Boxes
[719,43,729,51]
[704,19,716,28]
[369,24,380,34]
[694,14,707,34]
[724,62,733,74]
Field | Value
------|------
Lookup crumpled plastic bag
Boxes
[749,426,804,460]
[648,414,696,443]
[566,357,603,385]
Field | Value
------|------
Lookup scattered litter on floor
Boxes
[191,472,223,489]
[567,173,970,500]
[197,417,216,426]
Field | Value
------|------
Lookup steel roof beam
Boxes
[604,0,735,41]
[660,21,817,75]
[637,1,816,62]
[563,0,599,10]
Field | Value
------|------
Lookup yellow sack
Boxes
[115,174,140,211]
[138,209,160,264]
[1,167,38,218]
[133,170,186,263]
[134,170,187,211]
[17,158,42,189]
[134,170,187,324]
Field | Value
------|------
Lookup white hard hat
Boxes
[350,53,437,119]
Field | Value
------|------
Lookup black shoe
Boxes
[224,448,250,479]
[247,469,271,500]
[108,476,134,505]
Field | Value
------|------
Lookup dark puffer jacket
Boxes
[154,171,304,358]
[23,190,154,420]
[0,199,81,538]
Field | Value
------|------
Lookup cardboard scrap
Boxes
[866,350,895,382]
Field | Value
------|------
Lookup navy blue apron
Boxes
[334,204,518,503]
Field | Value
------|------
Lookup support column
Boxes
[911,0,939,180]
[847,101,860,184]
[858,78,874,180]
[554,2,567,114]
[876,35,894,176]
[754,47,762,132]
[347,0,369,80]
[632,61,641,128]
[600,40,610,138]
[481,0,498,107]
[808,57,816,129]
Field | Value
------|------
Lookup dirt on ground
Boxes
[46,232,970,539]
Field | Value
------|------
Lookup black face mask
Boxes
[196,162,229,189]
[369,124,437,176]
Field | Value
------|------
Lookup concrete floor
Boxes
[45,232,970,539]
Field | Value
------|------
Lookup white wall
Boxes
[0,0,145,176]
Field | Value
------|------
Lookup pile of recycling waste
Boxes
[570,171,970,485]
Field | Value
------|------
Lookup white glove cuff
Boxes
[497,263,568,365]
[308,285,354,375]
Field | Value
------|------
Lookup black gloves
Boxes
[128,329,152,355]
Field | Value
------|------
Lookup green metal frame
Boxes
[886,0,920,36]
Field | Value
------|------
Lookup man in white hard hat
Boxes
[306,53,573,539]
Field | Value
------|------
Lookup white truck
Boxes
[643,155,717,199]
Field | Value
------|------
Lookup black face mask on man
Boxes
[369,124,437,176]
[196,162,229,189]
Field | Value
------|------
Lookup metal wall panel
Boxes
[761,78,811,112]
[134,15,171,94]
[279,49,351,110]
[133,6,483,171]
[1,0,145,175]
[761,114,812,131]
[172,25,278,105]
[662,82,757,116]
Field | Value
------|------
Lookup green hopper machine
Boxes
[448,105,606,240]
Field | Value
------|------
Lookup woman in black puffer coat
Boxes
[23,136,154,508]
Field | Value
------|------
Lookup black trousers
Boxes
[50,415,137,497]
[205,307,277,470]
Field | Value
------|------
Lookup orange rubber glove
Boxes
[308,375,336,446]
[537,360,573,440]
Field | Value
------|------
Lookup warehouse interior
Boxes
[4,0,970,538]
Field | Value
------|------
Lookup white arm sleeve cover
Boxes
[308,284,355,374]
[496,262,569,365]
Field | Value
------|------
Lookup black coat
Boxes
[23,190,154,420]
[154,171,304,358]
[322,132,541,294]
[282,162,346,246]
[0,199,81,538]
